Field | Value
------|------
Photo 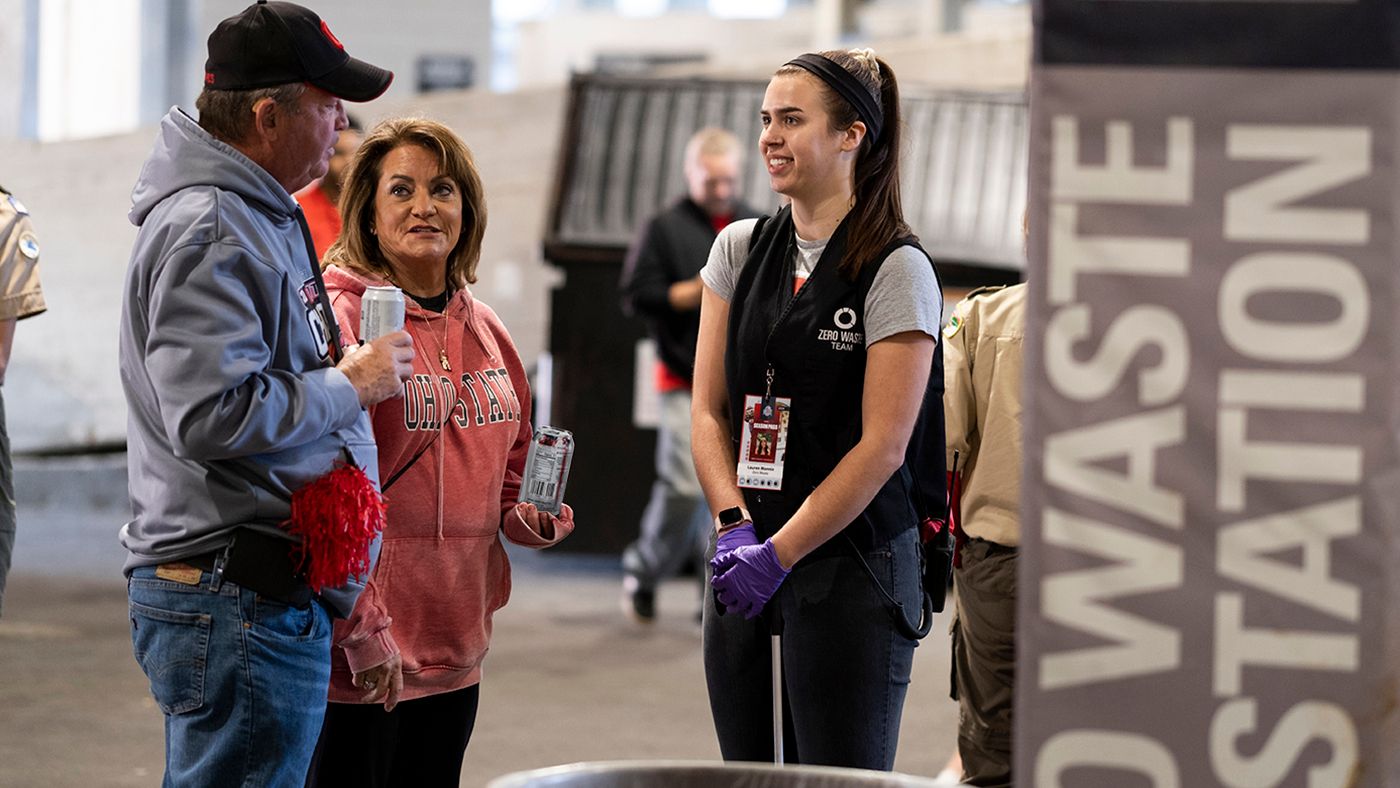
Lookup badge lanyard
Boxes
[737,232,815,491]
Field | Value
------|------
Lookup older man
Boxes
[119,2,412,784]
[295,114,363,260]
[619,128,761,622]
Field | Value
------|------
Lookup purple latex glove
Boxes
[711,523,759,573]
[711,538,790,619]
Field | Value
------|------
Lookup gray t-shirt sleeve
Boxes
[865,246,942,346]
[700,218,759,302]
[703,223,940,345]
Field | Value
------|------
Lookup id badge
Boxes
[737,394,791,490]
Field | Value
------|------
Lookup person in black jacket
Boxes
[619,128,761,623]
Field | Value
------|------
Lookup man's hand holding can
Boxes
[339,331,414,407]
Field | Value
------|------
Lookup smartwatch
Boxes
[716,506,750,533]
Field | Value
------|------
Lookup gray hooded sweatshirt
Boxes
[118,108,378,618]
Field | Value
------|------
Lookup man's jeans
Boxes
[128,565,332,787]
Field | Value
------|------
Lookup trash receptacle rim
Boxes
[487,759,953,788]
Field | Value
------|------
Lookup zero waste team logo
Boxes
[817,308,862,351]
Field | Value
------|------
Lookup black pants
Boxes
[305,683,480,788]
[702,526,920,769]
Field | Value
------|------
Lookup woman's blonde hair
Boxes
[325,117,487,290]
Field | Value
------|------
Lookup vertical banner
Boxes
[1020,2,1400,786]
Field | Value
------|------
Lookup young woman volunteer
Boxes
[691,48,945,769]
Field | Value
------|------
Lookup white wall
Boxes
[189,0,494,112]
[36,0,143,141]
[512,8,817,89]
[511,3,1029,91]
[0,1,495,143]
[2,130,155,450]
[0,0,32,139]
[0,84,567,453]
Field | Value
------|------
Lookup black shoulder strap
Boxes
[382,433,439,493]
[293,206,344,365]
[748,215,769,253]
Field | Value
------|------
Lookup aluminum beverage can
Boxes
[360,285,405,341]
[521,426,574,515]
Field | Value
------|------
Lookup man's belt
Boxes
[180,528,313,607]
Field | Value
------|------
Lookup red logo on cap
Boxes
[205,72,215,85]
[320,20,344,50]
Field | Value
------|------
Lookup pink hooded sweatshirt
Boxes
[322,264,574,702]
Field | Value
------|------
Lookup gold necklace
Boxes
[424,315,451,372]
[405,306,452,372]
[391,274,453,372]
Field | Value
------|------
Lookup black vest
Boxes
[725,206,947,560]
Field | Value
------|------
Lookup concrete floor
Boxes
[0,456,959,787]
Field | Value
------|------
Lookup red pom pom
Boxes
[286,464,386,593]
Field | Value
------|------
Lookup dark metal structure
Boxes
[542,73,1027,554]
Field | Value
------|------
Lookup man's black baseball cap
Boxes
[204,1,393,102]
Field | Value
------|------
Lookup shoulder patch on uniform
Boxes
[7,194,29,216]
[943,314,962,338]
[18,232,39,259]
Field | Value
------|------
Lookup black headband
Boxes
[784,53,882,144]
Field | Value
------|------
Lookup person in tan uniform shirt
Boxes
[0,186,47,616]
[943,282,1024,788]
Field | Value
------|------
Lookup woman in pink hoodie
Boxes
[306,117,575,788]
